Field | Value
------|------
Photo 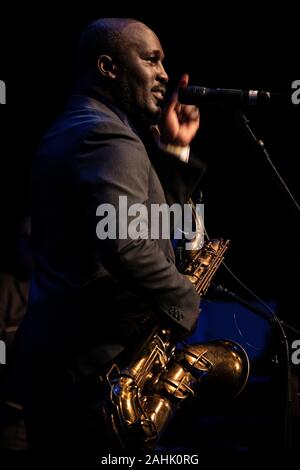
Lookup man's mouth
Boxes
[152,88,166,103]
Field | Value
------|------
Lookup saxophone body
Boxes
[102,234,250,451]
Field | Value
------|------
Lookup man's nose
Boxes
[158,63,168,83]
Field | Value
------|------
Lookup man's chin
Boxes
[131,105,161,127]
[146,105,162,125]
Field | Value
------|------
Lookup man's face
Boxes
[114,23,169,124]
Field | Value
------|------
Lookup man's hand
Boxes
[159,74,200,146]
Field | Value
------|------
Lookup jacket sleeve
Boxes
[71,120,200,335]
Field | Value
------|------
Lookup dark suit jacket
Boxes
[12,95,205,397]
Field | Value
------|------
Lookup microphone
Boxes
[179,86,271,106]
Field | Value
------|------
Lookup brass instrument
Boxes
[102,206,250,451]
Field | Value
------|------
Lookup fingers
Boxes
[176,104,200,125]
[185,105,200,121]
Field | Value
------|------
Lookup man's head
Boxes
[77,18,169,124]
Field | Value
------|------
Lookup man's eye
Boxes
[147,57,158,63]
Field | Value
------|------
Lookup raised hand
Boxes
[159,74,200,146]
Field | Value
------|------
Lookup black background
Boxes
[0,3,300,454]
[0,5,299,316]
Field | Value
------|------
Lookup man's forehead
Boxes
[121,22,164,54]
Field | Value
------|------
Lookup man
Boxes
[10,18,205,450]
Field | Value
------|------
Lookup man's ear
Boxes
[97,55,117,79]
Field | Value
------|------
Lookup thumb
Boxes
[179,73,189,89]
[166,73,189,111]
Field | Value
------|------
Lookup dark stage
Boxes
[0,5,299,457]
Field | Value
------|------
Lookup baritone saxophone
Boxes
[102,201,250,451]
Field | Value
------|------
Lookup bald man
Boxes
[10,18,205,450]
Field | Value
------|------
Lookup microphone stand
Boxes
[232,109,300,215]
[227,108,300,449]
[210,282,300,451]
